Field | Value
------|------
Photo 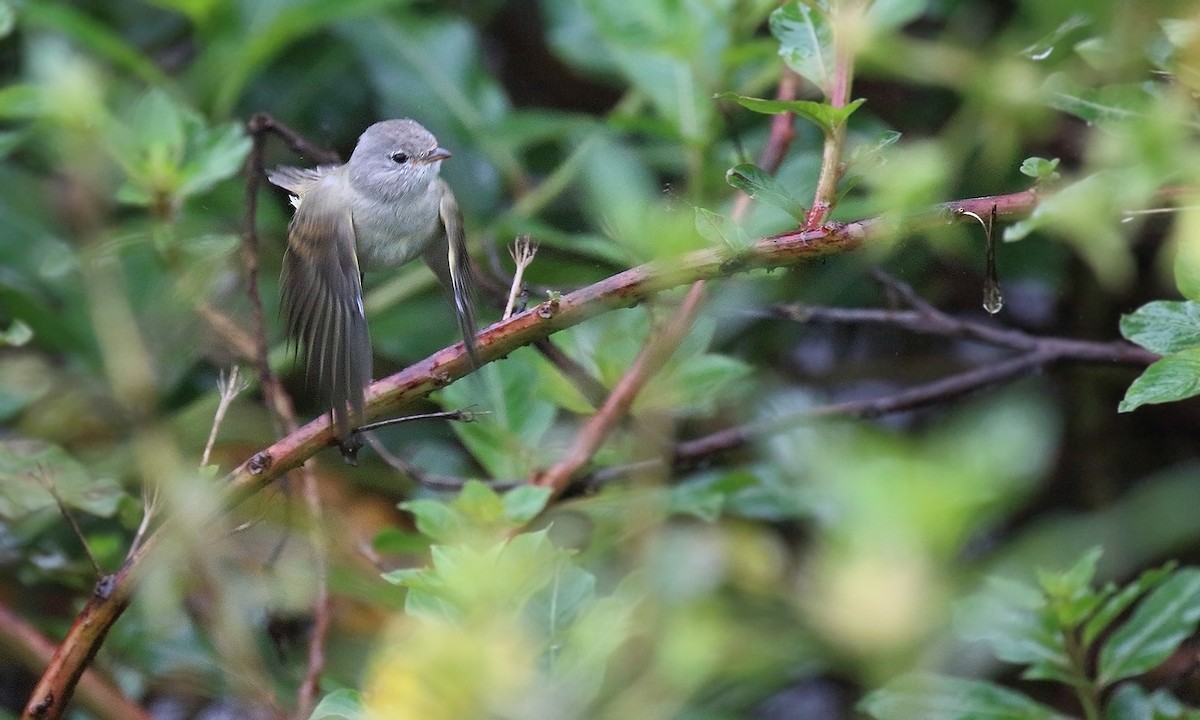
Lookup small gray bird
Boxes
[269,119,476,434]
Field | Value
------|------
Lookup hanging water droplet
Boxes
[983,203,1002,314]
[983,282,1004,314]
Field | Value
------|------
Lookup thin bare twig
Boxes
[202,366,248,469]
[504,236,538,320]
[36,470,102,577]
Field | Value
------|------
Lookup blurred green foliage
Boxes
[1,0,1200,719]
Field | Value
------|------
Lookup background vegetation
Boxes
[2,0,1200,719]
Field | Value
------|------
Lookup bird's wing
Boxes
[424,179,478,363]
[279,173,371,434]
[267,165,335,207]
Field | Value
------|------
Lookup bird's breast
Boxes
[351,183,443,271]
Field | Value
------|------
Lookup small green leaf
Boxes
[724,162,806,220]
[525,560,596,638]
[1038,546,1101,599]
[1119,348,1200,412]
[399,498,466,543]
[1098,568,1200,685]
[502,485,552,524]
[860,674,1069,720]
[1020,157,1061,183]
[453,480,505,525]
[1120,301,1200,355]
[308,689,365,720]
[956,577,1073,683]
[694,207,750,251]
[1084,562,1176,647]
[178,122,252,197]
[770,1,835,97]
[716,92,865,133]
[440,356,559,479]
[848,130,902,167]
[667,472,755,522]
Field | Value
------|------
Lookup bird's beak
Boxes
[423,147,452,163]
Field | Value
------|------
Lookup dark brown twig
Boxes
[35,470,102,578]
[241,113,332,720]
[584,310,1156,488]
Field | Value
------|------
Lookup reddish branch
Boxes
[533,281,708,496]
[0,600,149,720]
[533,75,806,497]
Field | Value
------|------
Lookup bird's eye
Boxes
[390,151,409,165]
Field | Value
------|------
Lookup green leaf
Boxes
[439,354,559,479]
[667,472,756,522]
[956,578,1073,684]
[502,485,552,524]
[716,92,865,134]
[1120,301,1200,355]
[525,560,597,640]
[1038,547,1106,629]
[1042,72,1157,125]
[1084,563,1176,647]
[399,498,467,543]
[0,440,124,519]
[860,674,1069,720]
[1105,684,1197,720]
[651,352,753,416]
[695,207,750,251]
[575,0,727,142]
[1020,157,1061,183]
[1119,348,1200,412]
[770,1,835,97]
[177,122,252,198]
[724,162,806,219]
[308,689,365,720]
[1098,568,1200,685]
[1038,546,1101,600]
[452,480,505,526]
